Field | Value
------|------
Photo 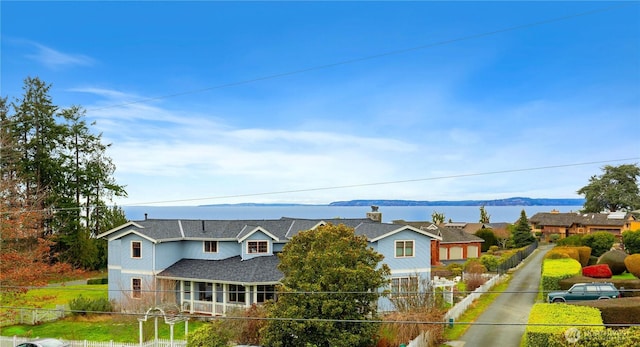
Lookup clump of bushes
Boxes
[445,263,463,277]
[624,254,640,278]
[69,295,113,315]
[597,249,628,275]
[542,258,582,291]
[187,321,231,347]
[87,277,108,285]
[582,264,612,278]
[547,327,640,347]
[525,303,603,347]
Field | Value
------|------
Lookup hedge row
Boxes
[542,258,582,291]
[87,277,108,285]
[545,246,591,267]
[546,327,640,347]
[526,303,603,347]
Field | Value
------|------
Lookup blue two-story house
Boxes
[98,209,442,315]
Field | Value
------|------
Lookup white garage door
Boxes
[439,247,447,260]
[449,246,463,260]
[467,245,479,258]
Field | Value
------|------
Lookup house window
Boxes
[184,281,191,300]
[228,284,246,303]
[131,241,141,258]
[132,278,142,298]
[198,282,213,301]
[395,240,414,258]
[257,285,275,303]
[247,241,268,254]
[390,276,418,297]
[204,240,218,253]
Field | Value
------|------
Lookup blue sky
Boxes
[2,1,639,206]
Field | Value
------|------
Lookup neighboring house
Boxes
[529,210,636,241]
[98,208,442,316]
[393,221,484,263]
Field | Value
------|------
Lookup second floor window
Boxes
[204,240,218,253]
[131,241,141,258]
[395,240,414,258]
[247,240,268,254]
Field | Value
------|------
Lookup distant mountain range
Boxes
[328,197,585,206]
[202,197,585,207]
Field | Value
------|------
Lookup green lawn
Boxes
[2,316,204,342]
[20,285,108,309]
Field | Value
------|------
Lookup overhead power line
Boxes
[123,158,640,206]
[85,3,634,112]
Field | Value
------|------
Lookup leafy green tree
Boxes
[479,205,491,223]
[262,223,390,347]
[475,229,498,252]
[577,164,640,213]
[582,232,615,257]
[623,230,640,254]
[431,211,445,225]
[512,210,536,248]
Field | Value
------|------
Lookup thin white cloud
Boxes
[26,42,94,69]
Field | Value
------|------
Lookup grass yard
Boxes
[19,285,108,309]
[2,315,205,342]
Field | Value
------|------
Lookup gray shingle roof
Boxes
[157,256,282,283]
[392,221,483,243]
[101,217,425,243]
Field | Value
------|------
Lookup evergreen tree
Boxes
[512,210,536,248]
[2,77,127,269]
[479,205,491,223]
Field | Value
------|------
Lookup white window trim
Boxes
[247,240,269,254]
[203,240,218,253]
[394,240,415,258]
[131,277,142,299]
[131,241,142,259]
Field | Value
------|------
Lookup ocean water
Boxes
[122,205,583,224]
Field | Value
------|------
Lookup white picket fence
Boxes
[443,274,504,322]
[0,306,66,327]
[0,336,186,347]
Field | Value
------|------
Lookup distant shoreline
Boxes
[200,197,585,207]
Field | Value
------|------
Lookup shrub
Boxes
[545,250,571,260]
[583,232,615,257]
[69,295,113,315]
[597,249,628,275]
[624,254,640,278]
[526,303,603,347]
[464,259,487,273]
[222,304,267,345]
[575,246,592,267]
[187,321,231,347]
[582,264,612,278]
[542,258,582,291]
[475,229,498,252]
[480,255,500,272]
[547,326,640,347]
[556,234,583,246]
[87,277,108,285]
[378,310,445,347]
[573,297,640,326]
[552,247,581,263]
[622,230,640,254]
[445,263,463,277]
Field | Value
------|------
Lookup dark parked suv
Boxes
[547,282,620,303]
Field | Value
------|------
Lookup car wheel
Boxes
[552,298,564,303]
[598,297,610,300]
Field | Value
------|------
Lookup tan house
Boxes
[529,210,636,240]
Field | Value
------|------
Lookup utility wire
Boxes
[83,2,634,111]
[1,157,638,214]
[123,158,639,206]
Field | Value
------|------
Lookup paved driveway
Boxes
[450,244,553,347]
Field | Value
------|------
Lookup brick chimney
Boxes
[366,205,382,222]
